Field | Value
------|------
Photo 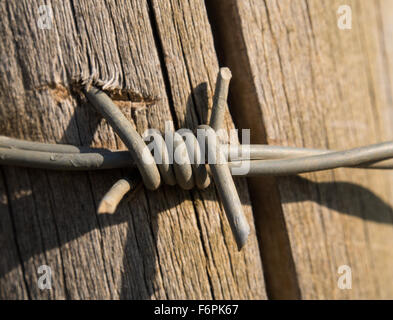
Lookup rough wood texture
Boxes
[0,0,266,299]
[207,0,393,299]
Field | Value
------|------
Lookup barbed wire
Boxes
[1,138,393,172]
[1,67,392,249]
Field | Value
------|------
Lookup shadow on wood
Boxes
[280,176,393,225]
[0,83,249,299]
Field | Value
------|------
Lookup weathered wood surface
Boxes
[0,0,266,299]
[208,0,393,299]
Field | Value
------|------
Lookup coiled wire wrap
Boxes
[84,86,213,191]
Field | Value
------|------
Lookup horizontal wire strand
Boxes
[2,139,393,172]
[232,142,393,175]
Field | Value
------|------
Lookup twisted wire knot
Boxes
[84,68,250,249]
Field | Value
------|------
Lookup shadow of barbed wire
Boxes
[279,176,393,225]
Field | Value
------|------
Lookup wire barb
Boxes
[97,172,142,214]
[210,68,232,131]
[198,125,250,249]
[84,86,161,190]
[98,178,133,214]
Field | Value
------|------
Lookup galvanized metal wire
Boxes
[2,67,393,249]
[2,139,393,172]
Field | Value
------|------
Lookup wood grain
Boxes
[0,0,266,299]
[207,0,393,299]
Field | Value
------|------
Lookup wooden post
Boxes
[4,0,393,300]
[0,0,265,299]
[207,0,393,299]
